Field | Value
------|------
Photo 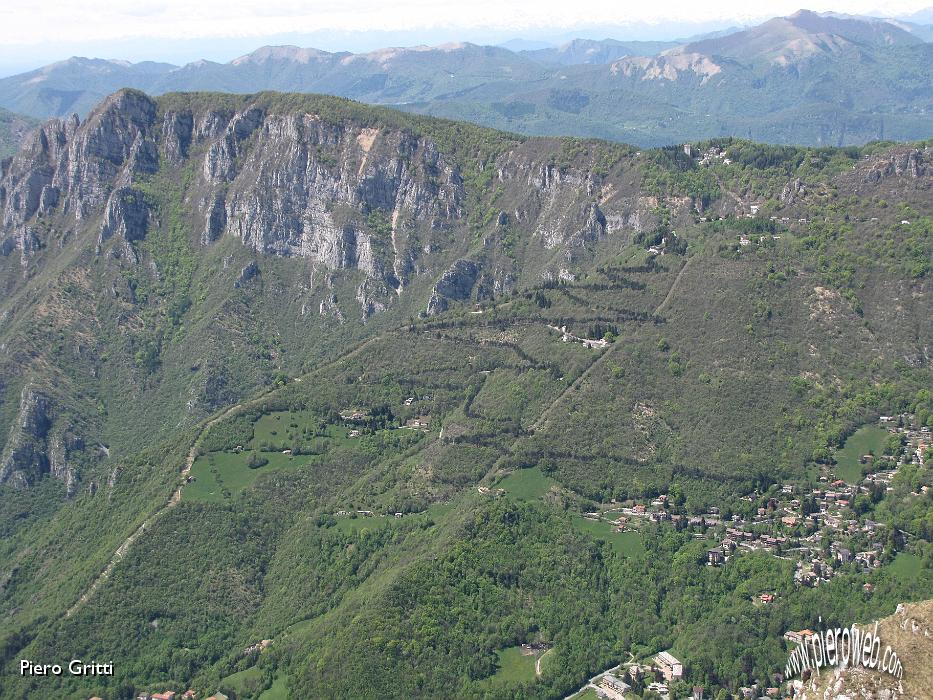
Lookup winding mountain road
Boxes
[65,255,692,618]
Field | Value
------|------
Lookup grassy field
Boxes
[488,646,537,685]
[333,515,392,535]
[426,501,455,520]
[836,425,890,482]
[888,552,923,580]
[253,412,354,451]
[496,467,556,501]
[185,451,311,503]
[186,411,371,503]
[220,666,263,696]
[572,687,601,700]
[571,516,645,556]
[259,675,288,699]
[253,410,324,448]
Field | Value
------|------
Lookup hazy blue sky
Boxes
[0,0,931,75]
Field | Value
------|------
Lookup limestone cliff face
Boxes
[0,383,91,492]
[0,90,682,320]
[0,90,156,262]
[837,146,933,192]
[0,91,474,305]
[1,386,52,487]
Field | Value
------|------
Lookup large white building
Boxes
[654,651,684,681]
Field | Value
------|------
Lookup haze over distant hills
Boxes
[0,9,931,147]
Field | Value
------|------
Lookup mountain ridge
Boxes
[1,11,930,147]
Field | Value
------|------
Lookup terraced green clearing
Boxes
[333,515,392,535]
[488,645,537,685]
[836,425,890,482]
[426,501,455,520]
[572,516,645,556]
[496,467,556,500]
[185,451,312,503]
[186,411,382,503]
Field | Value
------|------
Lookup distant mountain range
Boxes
[0,107,38,157]
[0,10,931,146]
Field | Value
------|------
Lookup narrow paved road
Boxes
[66,402,245,618]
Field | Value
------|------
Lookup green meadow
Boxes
[258,675,288,699]
[888,552,923,580]
[487,645,537,685]
[836,425,890,482]
[496,467,556,501]
[185,450,311,503]
[572,515,645,556]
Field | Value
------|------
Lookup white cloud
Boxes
[2,0,931,45]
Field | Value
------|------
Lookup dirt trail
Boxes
[65,336,383,619]
[530,257,690,436]
[65,258,693,618]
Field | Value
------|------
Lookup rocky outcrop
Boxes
[58,90,158,220]
[1,387,53,487]
[99,187,149,244]
[207,114,465,294]
[427,259,481,315]
[780,177,807,204]
[1,88,683,319]
[234,261,260,288]
[790,600,933,700]
[0,386,89,492]
[861,147,929,184]
[0,116,76,242]
[0,90,158,262]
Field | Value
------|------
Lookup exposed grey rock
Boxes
[0,386,52,487]
[98,187,149,245]
[319,291,344,321]
[202,193,227,244]
[863,148,928,183]
[780,177,806,203]
[427,259,480,315]
[161,110,194,163]
[234,261,261,288]
[1,89,693,321]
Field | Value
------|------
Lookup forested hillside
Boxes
[0,89,930,699]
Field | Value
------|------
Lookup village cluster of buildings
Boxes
[593,415,927,589]
[593,651,685,700]
[691,144,733,167]
[549,324,610,349]
[105,691,213,700]
[579,415,928,698]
